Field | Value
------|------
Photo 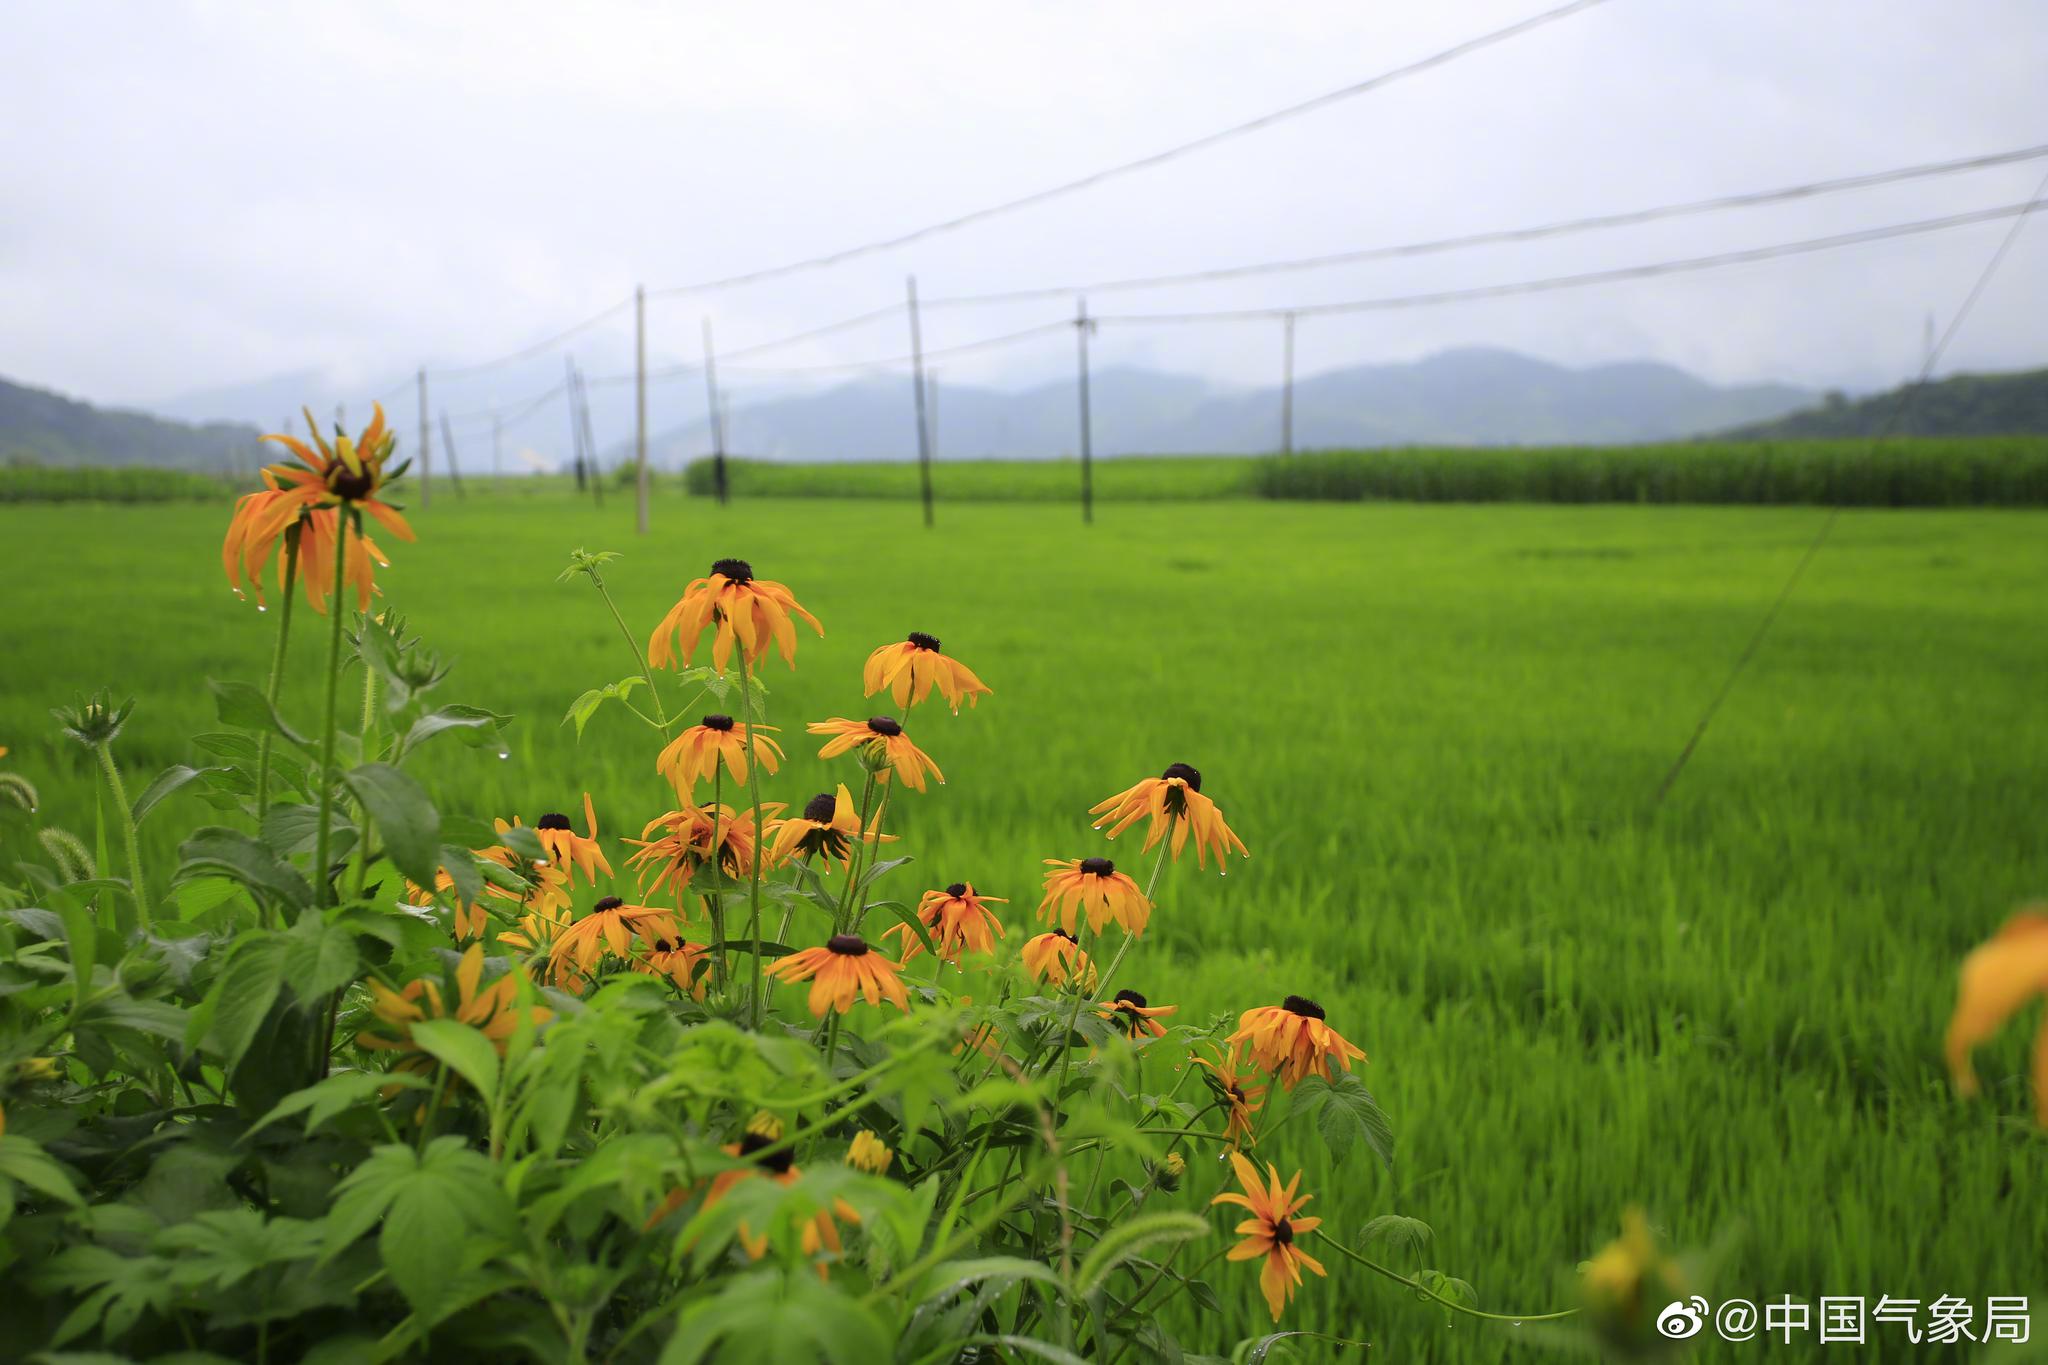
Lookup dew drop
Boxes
[256,603,268,613]
[497,750,510,760]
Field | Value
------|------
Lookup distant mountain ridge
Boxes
[632,348,1820,465]
[0,375,260,470]
[1719,365,2048,439]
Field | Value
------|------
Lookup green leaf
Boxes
[408,1019,500,1105]
[279,909,362,1004]
[342,763,440,887]
[864,897,936,961]
[496,824,545,863]
[131,764,223,826]
[562,677,646,739]
[663,1267,891,1365]
[210,679,311,748]
[402,705,510,755]
[1293,1073,1395,1174]
[1414,1269,1478,1327]
[248,1069,428,1139]
[0,1133,83,1207]
[380,1171,472,1314]
[194,937,287,1071]
[1359,1213,1434,1269]
[176,827,313,909]
[1072,1211,1207,1298]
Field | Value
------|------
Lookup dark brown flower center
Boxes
[802,792,837,822]
[702,714,735,732]
[1079,857,1115,877]
[866,716,903,737]
[651,939,673,953]
[1273,1217,1294,1246]
[1282,994,1325,1021]
[945,882,969,898]
[328,466,376,501]
[826,934,869,956]
[594,896,625,912]
[711,558,753,583]
[738,1130,793,1174]
[1230,1084,1247,1104]
[907,631,941,651]
[537,812,573,830]
[1052,929,1077,944]
[1113,989,1148,1009]
[1161,762,1203,792]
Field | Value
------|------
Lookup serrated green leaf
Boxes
[408,1019,500,1105]
[210,679,311,749]
[343,763,440,887]
[1073,1211,1207,1298]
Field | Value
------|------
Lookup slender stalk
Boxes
[708,761,727,991]
[589,568,669,733]
[833,772,879,933]
[348,664,378,903]
[311,513,352,908]
[737,650,767,1028]
[1091,840,1170,1003]
[95,740,150,931]
[1312,1230,1580,1323]
[254,532,301,820]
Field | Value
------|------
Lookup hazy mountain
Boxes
[632,348,1819,465]
[1,374,262,470]
[1719,366,2048,439]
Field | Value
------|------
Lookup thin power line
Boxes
[1646,167,2048,811]
[1089,200,2048,324]
[642,0,1615,301]
[429,296,636,380]
[921,142,2048,306]
[443,381,568,427]
[726,320,1075,377]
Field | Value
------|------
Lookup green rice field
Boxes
[4,490,2045,1359]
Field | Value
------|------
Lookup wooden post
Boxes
[925,369,939,466]
[908,275,934,528]
[702,317,728,505]
[436,413,468,499]
[566,356,587,492]
[1075,296,1094,525]
[415,368,431,509]
[634,284,649,534]
[575,362,604,507]
[1281,311,1296,456]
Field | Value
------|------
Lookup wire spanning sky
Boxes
[3,0,2045,417]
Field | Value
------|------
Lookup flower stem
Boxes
[311,513,351,908]
[708,762,727,992]
[255,532,301,821]
[1089,840,1169,1004]
[95,740,150,931]
[737,650,766,1028]
[590,568,669,734]
[348,663,378,904]
[1310,1230,1580,1323]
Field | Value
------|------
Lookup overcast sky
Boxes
[6,0,2046,423]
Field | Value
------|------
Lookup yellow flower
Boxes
[888,882,1007,964]
[549,896,685,980]
[762,786,891,869]
[657,714,782,796]
[625,802,776,910]
[808,716,943,792]
[1090,763,1248,872]
[1228,996,1367,1090]
[862,632,991,713]
[358,943,552,1083]
[636,934,712,999]
[847,1130,894,1174]
[647,558,821,673]
[1020,930,1096,991]
[1947,907,2048,1124]
[1212,1153,1326,1322]
[767,933,910,1017]
[223,405,414,614]
[1037,857,1150,937]
[497,794,611,890]
[1579,1208,1688,1355]
[1099,988,1177,1040]
[1193,1043,1268,1149]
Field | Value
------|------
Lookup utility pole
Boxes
[1075,295,1094,525]
[574,362,603,507]
[925,369,940,467]
[908,275,934,528]
[702,317,728,505]
[415,368,431,509]
[1280,311,1296,456]
[437,414,466,500]
[565,356,587,492]
[634,284,649,534]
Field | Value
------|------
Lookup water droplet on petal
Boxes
[256,603,268,613]
[497,750,510,760]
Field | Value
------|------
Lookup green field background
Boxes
[3,491,2045,1359]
